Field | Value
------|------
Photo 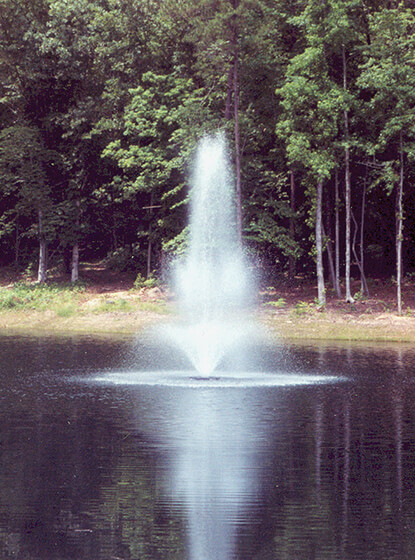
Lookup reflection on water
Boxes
[1,336,415,559]
[163,390,259,560]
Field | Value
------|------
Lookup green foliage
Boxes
[133,273,158,290]
[104,247,131,272]
[0,283,83,311]
[293,300,315,315]
[94,298,133,313]
[55,303,77,317]
[265,298,287,309]
[137,300,169,314]
[104,245,141,272]
[1,0,415,296]
[358,7,415,158]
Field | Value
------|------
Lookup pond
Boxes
[1,333,415,559]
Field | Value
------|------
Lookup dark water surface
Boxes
[1,334,415,559]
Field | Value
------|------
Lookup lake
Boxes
[0,333,415,559]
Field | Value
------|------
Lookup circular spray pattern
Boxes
[92,370,343,389]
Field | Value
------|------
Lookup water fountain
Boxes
[0,129,403,560]
[97,132,338,387]
[92,133,341,560]
[165,132,252,376]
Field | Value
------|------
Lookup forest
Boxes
[1,0,415,312]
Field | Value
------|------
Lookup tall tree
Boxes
[0,125,59,282]
[358,6,415,313]
[277,41,341,305]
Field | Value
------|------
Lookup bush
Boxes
[133,272,158,290]
[0,283,83,311]
[293,301,315,316]
[264,297,287,309]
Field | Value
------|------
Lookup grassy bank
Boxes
[262,310,415,343]
[0,283,169,335]
[1,282,415,342]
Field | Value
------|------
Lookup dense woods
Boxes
[1,0,415,310]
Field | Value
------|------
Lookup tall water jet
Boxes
[169,133,252,375]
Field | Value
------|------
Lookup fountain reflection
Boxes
[164,389,260,560]
[94,369,342,560]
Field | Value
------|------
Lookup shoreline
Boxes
[2,306,415,344]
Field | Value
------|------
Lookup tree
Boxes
[276,32,343,305]
[0,125,60,281]
[358,6,415,313]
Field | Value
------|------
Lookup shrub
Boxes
[264,298,287,309]
[293,301,314,315]
[0,283,83,311]
[134,272,158,290]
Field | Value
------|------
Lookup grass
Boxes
[0,283,84,312]
[136,300,171,314]
[93,299,134,313]
[0,281,170,334]
[1,281,415,342]
[55,304,77,318]
[262,309,415,343]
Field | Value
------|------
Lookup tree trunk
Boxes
[323,223,337,296]
[396,132,404,314]
[351,207,370,297]
[71,243,79,283]
[360,162,369,296]
[326,183,341,297]
[343,44,354,303]
[14,216,20,269]
[37,209,47,283]
[316,180,326,307]
[225,65,233,121]
[233,48,242,244]
[71,198,81,283]
[289,170,296,278]
[229,0,242,244]
[335,169,341,296]
[344,139,354,301]
[146,192,154,279]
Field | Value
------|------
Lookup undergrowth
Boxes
[0,283,84,314]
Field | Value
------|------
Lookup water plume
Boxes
[167,133,253,375]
